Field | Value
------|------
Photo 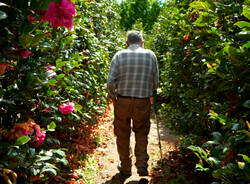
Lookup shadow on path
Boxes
[149,116,179,148]
[101,173,148,184]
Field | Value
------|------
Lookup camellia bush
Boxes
[0,0,123,183]
[149,0,250,183]
[119,0,162,32]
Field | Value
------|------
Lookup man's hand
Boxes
[106,93,117,104]
[150,96,153,105]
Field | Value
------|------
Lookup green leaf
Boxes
[84,113,92,119]
[73,102,82,111]
[188,145,208,159]
[47,80,57,86]
[188,145,200,152]
[208,157,220,167]
[243,41,250,48]
[232,123,239,131]
[36,156,52,162]
[243,100,250,108]
[58,158,68,166]
[44,150,53,156]
[205,0,216,10]
[189,1,213,11]
[45,70,56,78]
[41,168,57,176]
[0,3,8,6]
[56,59,67,69]
[238,154,250,163]
[27,148,36,156]
[52,149,66,157]
[243,5,250,20]
[30,168,40,176]
[0,11,7,20]
[195,164,210,172]
[212,132,222,142]
[43,163,58,170]
[235,21,250,28]
[15,136,30,146]
[56,74,65,81]
[47,121,56,131]
[206,140,219,145]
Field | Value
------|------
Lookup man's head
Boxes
[126,30,144,47]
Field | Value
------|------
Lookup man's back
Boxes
[108,44,158,98]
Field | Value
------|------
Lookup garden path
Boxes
[94,104,179,184]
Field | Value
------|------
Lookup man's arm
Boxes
[152,52,159,91]
[107,54,119,99]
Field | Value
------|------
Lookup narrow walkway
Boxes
[95,104,179,184]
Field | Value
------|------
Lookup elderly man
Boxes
[107,30,159,178]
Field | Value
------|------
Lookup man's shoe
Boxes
[137,167,148,176]
[118,170,131,179]
[117,164,131,178]
[138,178,148,184]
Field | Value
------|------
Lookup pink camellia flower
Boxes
[59,102,75,114]
[0,64,9,75]
[19,50,33,59]
[44,64,55,71]
[33,125,46,147]
[45,0,76,29]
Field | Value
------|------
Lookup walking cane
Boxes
[152,91,163,164]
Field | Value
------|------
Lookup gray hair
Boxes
[127,30,143,44]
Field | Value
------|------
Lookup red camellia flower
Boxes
[45,0,76,29]
[27,14,36,23]
[85,92,89,98]
[59,102,75,114]
[220,161,224,168]
[5,48,32,59]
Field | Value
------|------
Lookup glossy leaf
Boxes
[15,136,31,146]
[0,11,7,20]
[47,121,56,131]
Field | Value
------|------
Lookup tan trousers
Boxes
[113,96,151,172]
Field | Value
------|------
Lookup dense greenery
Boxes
[0,0,123,183]
[149,0,250,183]
[119,0,162,32]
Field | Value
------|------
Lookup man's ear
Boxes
[140,41,144,47]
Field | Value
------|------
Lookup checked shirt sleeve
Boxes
[152,52,159,91]
[107,54,119,99]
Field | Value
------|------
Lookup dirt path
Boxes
[95,104,179,184]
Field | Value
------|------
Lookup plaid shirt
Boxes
[107,44,159,98]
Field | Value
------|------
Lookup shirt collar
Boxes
[128,44,140,50]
